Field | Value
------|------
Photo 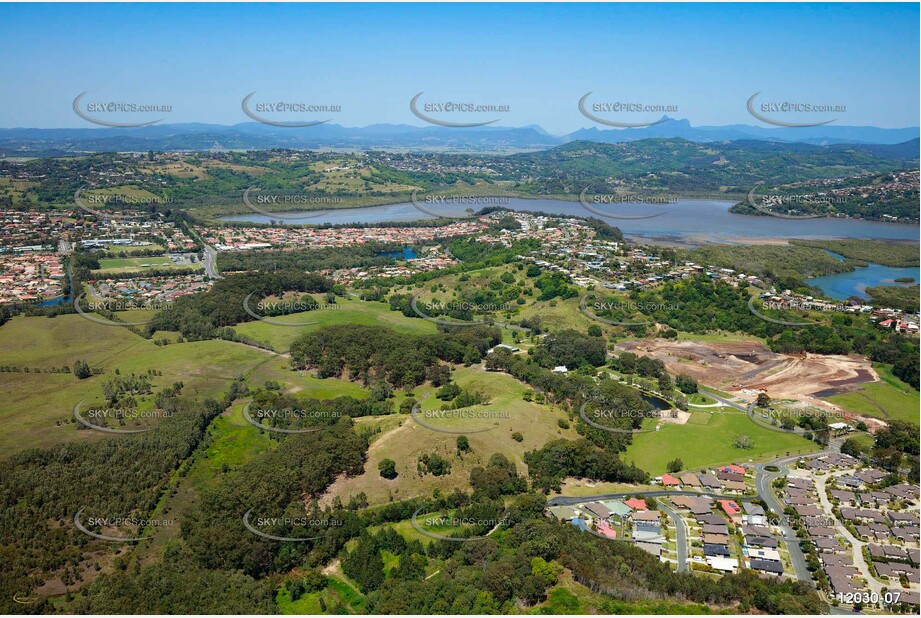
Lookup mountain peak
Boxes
[657,116,691,128]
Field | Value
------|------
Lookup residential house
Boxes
[582,502,611,521]
[742,503,766,526]
[719,500,741,516]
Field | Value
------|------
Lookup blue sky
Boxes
[0,2,917,133]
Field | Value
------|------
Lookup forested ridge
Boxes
[0,388,236,613]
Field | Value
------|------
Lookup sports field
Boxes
[95,255,201,274]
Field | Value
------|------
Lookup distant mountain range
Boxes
[0,117,917,155]
[566,117,920,146]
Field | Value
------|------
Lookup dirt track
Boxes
[618,339,879,413]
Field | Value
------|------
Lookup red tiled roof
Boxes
[624,498,647,511]
[596,521,617,539]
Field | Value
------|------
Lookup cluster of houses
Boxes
[876,316,921,334]
[547,497,665,559]
[759,290,919,333]
[514,229,770,294]
[655,463,751,494]
[0,209,62,249]
[326,246,457,285]
[667,493,784,575]
[202,219,485,252]
[495,212,917,324]
[92,274,212,304]
[787,170,920,224]
[72,218,197,254]
[546,462,799,577]
[738,505,785,575]
[0,252,66,304]
[2,207,170,253]
[782,453,920,607]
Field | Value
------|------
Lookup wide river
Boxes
[220,198,919,243]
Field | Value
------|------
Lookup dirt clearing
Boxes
[618,339,879,416]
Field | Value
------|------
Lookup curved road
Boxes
[751,449,833,584]
[552,445,838,587]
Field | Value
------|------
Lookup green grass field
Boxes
[825,366,919,425]
[0,313,275,455]
[95,255,200,274]
[231,297,438,352]
[275,570,366,614]
[199,400,278,471]
[128,366,371,563]
[247,353,369,399]
[320,364,578,506]
[392,265,604,339]
[623,408,816,475]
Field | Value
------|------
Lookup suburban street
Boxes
[752,450,833,584]
[814,472,882,597]
[552,446,836,591]
[658,502,688,572]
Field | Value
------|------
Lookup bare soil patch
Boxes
[618,339,878,416]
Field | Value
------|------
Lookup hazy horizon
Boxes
[0,3,918,133]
